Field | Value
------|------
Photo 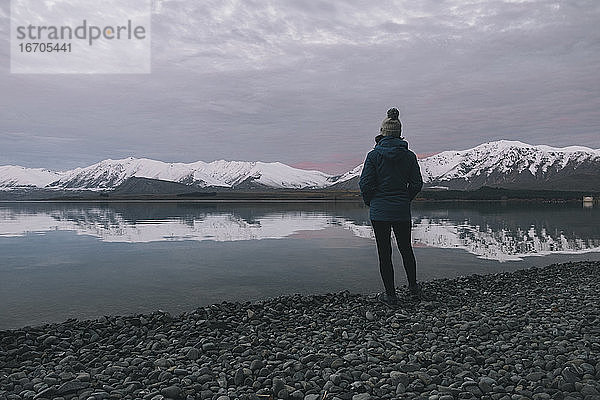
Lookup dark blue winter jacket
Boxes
[359,136,423,221]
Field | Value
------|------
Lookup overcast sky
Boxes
[1,0,599,173]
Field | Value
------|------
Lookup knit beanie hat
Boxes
[380,107,402,137]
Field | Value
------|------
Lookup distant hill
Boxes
[112,177,199,195]
[416,186,599,201]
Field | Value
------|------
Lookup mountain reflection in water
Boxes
[0,202,598,262]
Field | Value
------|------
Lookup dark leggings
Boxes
[371,220,417,296]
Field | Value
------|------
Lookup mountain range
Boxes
[1,140,599,192]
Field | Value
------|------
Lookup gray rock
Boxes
[59,371,75,381]
[416,372,432,385]
[201,342,216,351]
[400,362,420,372]
[478,377,496,393]
[155,358,172,368]
[462,380,482,396]
[160,385,182,399]
[250,359,264,371]
[43,376,59,386]
[580,363,595,375]
[197,373,212,384]
[390,371,409,386]
[533,394,551,400]
[76,372,91,382]
[186,347,200,360]
[33,387,56,400]
[8,371,27,380]
[352,394,372,400]
[411,323,424,332]
[173,369,189,376]
[234,368,245,386]
[42,336,59,346]
[56,380,88,395]
[580,384,599,396]
[396,383,406,394]
[273,377,285,393]
[562,367,579,383]
[329,373,342,385]
[20,390,35,399]
[526,371,545,381]
[330,358,345,368]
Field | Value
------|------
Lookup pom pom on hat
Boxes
[387,107,400,120]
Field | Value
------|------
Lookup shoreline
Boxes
[1,186,598,203]
[1,261,599,400]
[0,198,594,204]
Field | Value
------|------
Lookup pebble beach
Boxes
[1,261,599,400]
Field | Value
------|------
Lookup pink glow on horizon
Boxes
[292,152,364,174]
[293,152,440,174]
[417,152,440,159]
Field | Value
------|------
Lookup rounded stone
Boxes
[160,385,182,399]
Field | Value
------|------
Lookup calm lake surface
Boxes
[1,201,599,329]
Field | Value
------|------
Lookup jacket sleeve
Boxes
[407,154,423,201]
[359,152,377,206]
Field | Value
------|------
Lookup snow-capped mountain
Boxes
[329,140,600,191]
[420,140,600,190]
[1,158,341,190]
[1,140,598,191]
[0,166,63,188]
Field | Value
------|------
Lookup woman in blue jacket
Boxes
[359,108,423,305]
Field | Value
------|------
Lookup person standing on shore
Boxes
[359,107,423,306]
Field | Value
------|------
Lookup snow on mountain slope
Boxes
[46,158,221,189]
[44,157,338,190]
[0,166,64,188]
[336,164,363,183]
[419,140,600,189]
[1,140,598,191]
[187,160,338,189]
[310,140,600,191]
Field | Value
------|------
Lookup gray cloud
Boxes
[1,0,599,173]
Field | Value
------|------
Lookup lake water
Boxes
[1,201,599,330]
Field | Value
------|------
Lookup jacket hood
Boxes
[374,136,409,159]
